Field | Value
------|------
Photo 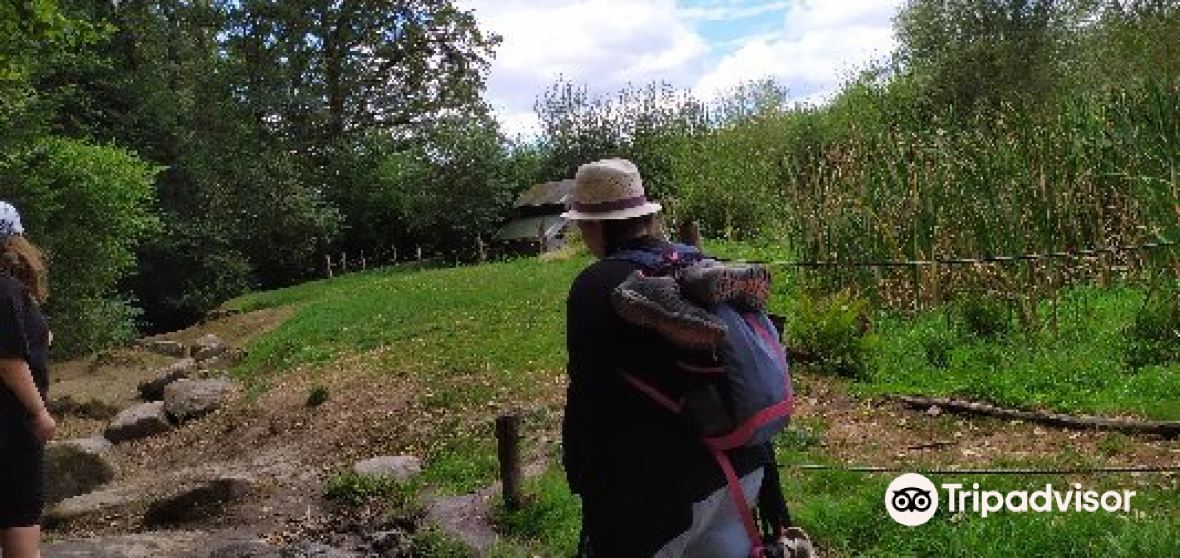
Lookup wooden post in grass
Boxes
[360,250,367,271]
[416,245,422,262]
[476,234,487,263]
[341,252,348,273]
[495,413,523,511]
[678,220,701,248]
[325,254,333,278]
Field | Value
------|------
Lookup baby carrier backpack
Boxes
[609,242,799,557]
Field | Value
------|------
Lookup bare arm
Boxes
[0,357,54,441]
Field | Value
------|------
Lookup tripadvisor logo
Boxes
[885,473,940,526]
[885,473,1138,526]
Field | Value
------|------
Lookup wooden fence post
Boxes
[416,245,422,262]
[476,235,487,263]
[495,413,523,511]
[325,254,333,279]
[360,250,367,271]
[340,252,348,273]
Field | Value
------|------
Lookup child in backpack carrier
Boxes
[610,258,772,351]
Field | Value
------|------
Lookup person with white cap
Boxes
[561,159,772,557]
[0,201,54,558]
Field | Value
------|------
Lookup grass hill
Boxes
[216,247,1178,556]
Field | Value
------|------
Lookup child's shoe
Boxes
[677,261,772,310]
[611,271,728,350]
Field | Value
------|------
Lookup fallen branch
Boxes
[890,395,1180,438]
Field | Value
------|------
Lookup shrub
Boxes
[917,324,956,369]
[323,472,395,507]
[48,296,142,357]
[788,290,876,378]
[1125,285,1180,369]
[408,528,473,558]
[2,137,159,357]
[957,292,1011,338]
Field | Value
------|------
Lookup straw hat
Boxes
[560,158,662,221]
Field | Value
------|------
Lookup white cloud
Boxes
[460,0,707,136]
[693,0,902,99]
[457,0,904,137]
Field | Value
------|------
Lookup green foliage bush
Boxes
[788,290,876,378]
[1125,285,1180,369]
[376,113,515,260]
[323,472,396,507]
[2,137,159,356]
[956,292,1012,339]
[408,528,473,558]
[917,324,956,369]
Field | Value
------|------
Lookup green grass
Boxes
[225,251,1177,556]
[485,443,1179,557]
[783,469,1178,557]
[492,469,582,556]
[227,256,587,391]
[863,285,1180,420]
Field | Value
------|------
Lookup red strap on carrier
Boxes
[620,312,793,557]
[713,448,766,558]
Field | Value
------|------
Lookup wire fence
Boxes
[712,240,1177,269]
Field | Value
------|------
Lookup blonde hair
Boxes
[0,235,48,303]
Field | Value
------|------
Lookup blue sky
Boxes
[455,1,904,136]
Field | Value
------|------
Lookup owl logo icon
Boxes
[891,486,934,512]
[885,473,939,526]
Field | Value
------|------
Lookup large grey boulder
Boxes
[192,334,230,362]
[164,378,235,422]
[138,358,197,401]
[352,455,422,483]
[44,437,119,504]
[45,485,141,527]
[142,476,253,527]
[104,401,172,443]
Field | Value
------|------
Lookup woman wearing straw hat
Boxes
[562,159,769,557]
[0,201,55,558]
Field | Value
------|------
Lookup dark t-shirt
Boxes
[562,236,766,553]
[0,275,50,448]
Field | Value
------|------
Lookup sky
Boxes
[454,0,906,137]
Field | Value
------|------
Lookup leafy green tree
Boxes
[2,137,159,356]
[377,111,514,259]
[893,0,1085,112]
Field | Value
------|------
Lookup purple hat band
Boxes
[571,195,650,214]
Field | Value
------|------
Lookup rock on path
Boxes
[45,437,119,504]
[164,378,235,422]
[104,401,172,443]
[138,358,197,401]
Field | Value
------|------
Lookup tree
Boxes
[377,110,514,259]
[893,0,1085,112]
[2,137,159,356]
